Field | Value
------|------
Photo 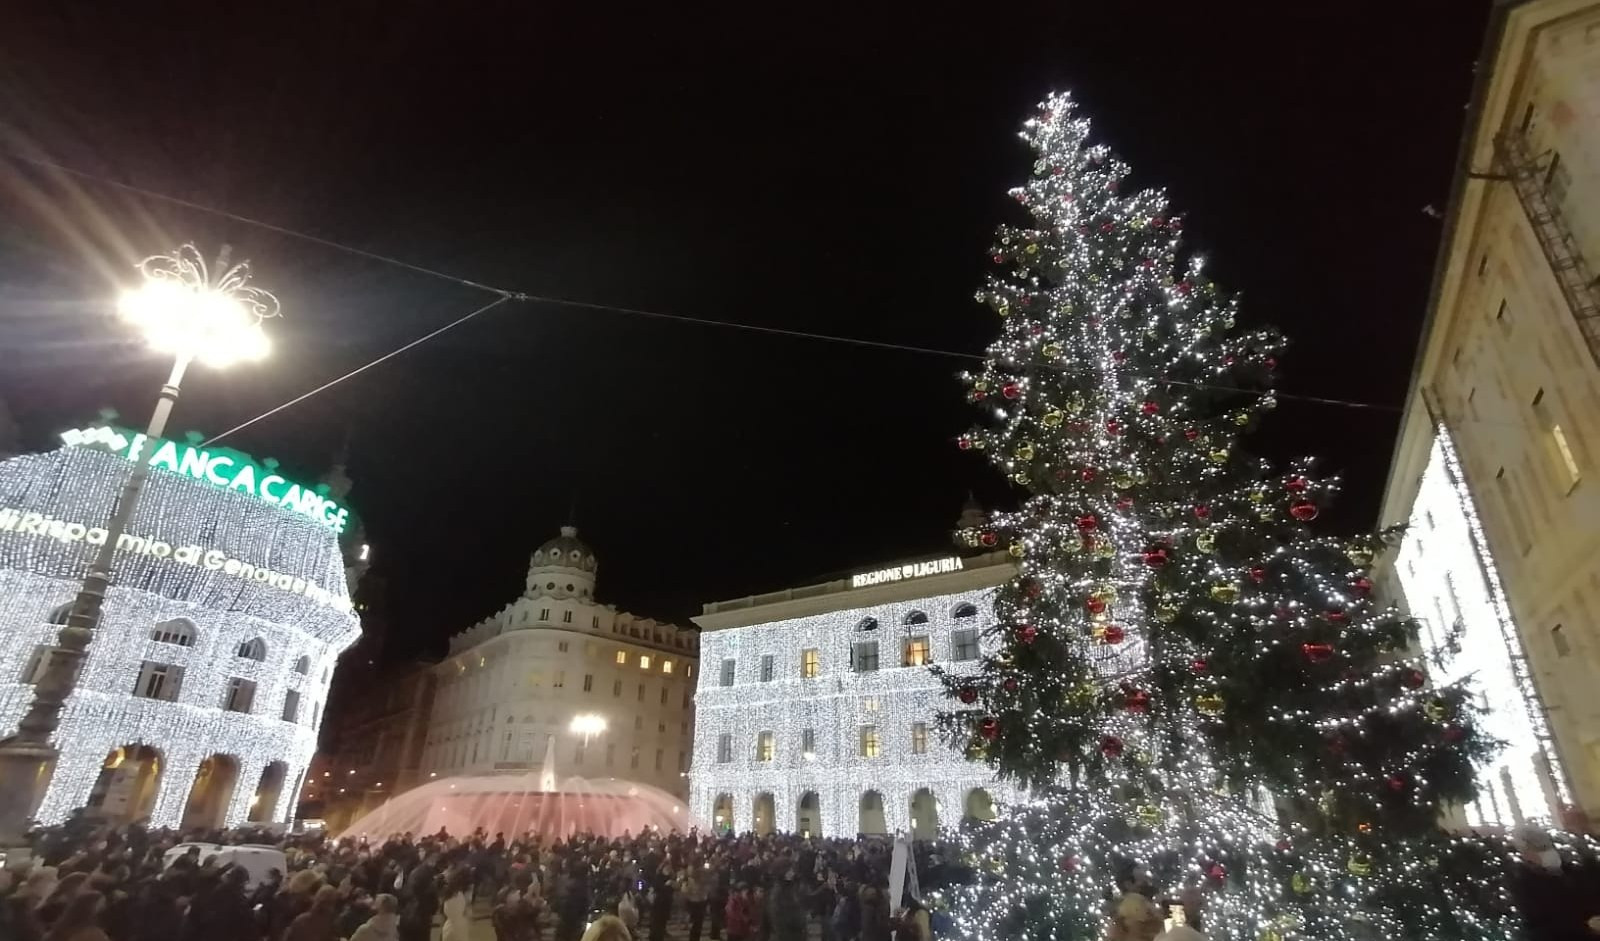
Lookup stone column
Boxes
[150,750,204,829]
[226,757,266,827]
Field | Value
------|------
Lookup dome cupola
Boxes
[526,526,598,600]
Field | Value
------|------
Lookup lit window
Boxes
[911,722,928,755]
[950,629,980,661]
[717,734,733,763]
[859,725,880,759]
[801,648,820,678]
[862,697,879,712]
[801,728,816,757]
[903,635,932,667]
[616,650,627,665]
[756,731,775,762]
[640,655,652,670]
[1551,423,1581,486]
[662,660,674,674]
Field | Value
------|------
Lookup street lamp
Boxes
[569,714,607,745]
[0,245,278,864]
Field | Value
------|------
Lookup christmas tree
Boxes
[937,93,1522,941]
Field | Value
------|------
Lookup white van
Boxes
[163,842,289,889]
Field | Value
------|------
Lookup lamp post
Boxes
[0,245,277,864]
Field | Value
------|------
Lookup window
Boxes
[640,655,652,671]
[223,677,257,713]
[1532,388,1544,406]
[801,648,820,678]
[952,602,978,619]
[282,689,301,723]
[859,725,881,759]
[760,655,775,683]
[756,731,775,762]
[554,671,565,688]
[719,659,736,687]
[660,687,669,704]
[1552,625,1571,658]
[717,734,734,763]
[951,629,980,661]
[292,655,310,675]
[563,611,573,624]
[20,645,57,684]
[558,640,570,653]
[911,722,928,755]
[583,674,594,692]
[903,610,928,625]
[857,617,879,632]
[592,615,600,629]
[134,662,183,701]
[903,635,932,667]
[851,640,880,673]
[613,679,622,697]
[655,748,664,770]
[1550,423,1582,487]
[1477,253,1488,277]
[151,619,195,647]
[1496,299,1508,323]
[630,747,640,769]
[637,684,645,701]
[540,609,550,621]
[236,637,266,661]
[616,650,627,665]
[662,659,674,675]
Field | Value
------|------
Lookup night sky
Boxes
[0,2,1489,661]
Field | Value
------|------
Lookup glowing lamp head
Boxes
[119,245,279,368]
[569,714,608,738]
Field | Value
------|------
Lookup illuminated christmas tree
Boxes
[937,93,1521,941]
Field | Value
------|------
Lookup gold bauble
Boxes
[1113,472,1135,489]
[1008,542,1026,559]
[1066,397,1084,415]
[1015,442,1035,461]
[974,380,989,392]
[1156,604,1180,623]
[996,303,1011,318]
[1195,532,1217,554]
[1094,540,1116,560]
[1135,804,1163,827]
[1042,410,1064,428]
[1195,693,1225,716]
[1133,469,1149,483]
[1248,489,1266,503]
[1258,509,1276,522]
[1347,546,1376,567]
[962,531,982,548]
[1209,584,1238,603]
[1347,854,1373,877]
[1042,342,1062,359]
[1424,699,1448,721]
[1233,412,1251,426]
[1209,449,1230,465]
[1291,872,1313,895]
[1024,243,1039,255]
[1012,471,1030,485]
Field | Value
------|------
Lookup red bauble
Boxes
[957,436,973,451]
[1193,505,1211,520]
[1326,609,1348,623]
[1206,862,1226,881]
[1002,677,1019,693]
[1085,597,1107,615]
[1102,625,1126,645]
[1387,775,1408,792]
[1023,579,1043,599]
[1249,566,1267,583]
[1184,428,1200,441]
[1001,382,1021,400]
[958,686,979,705]
[1100,222,1114,234]
[1302,642,1335,663]
[1076,514,1099,532]
[1099,735,1124,759]
[1275,839,1293,853]
[1177,281,1193,295]
[1290,500,1319,522]
[1223,355,1236,367]
[979,531,998,547]
[972,390,987,402]
[1143,548,1169,567]
[1060,855,1080,873]
[1285,476,1310,493]
[1080,467,1098,482]
[979,717,999,740]
[1122,686,1148,712]
[1015,624,1038,645]
[1350,576,1374,594]
[1265,356,1278,370]
[991,254,1005,264]
[1115,496,1135,511]
[1401,669,1426,690]
[1111,351,1127,363]
[1105,420,1124,436]
[1191,658,1209,672]
[1141,401,1159,415]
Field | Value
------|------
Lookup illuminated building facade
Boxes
[1378,0,1600,828]
[0,439,361,828]
[690,551,1016,838]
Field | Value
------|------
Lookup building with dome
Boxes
[0,427,362,829]
[417,527,698,799]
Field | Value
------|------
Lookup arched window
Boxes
[951,603,979,619]
[903,610,928,626]
[236,637,267,661]
[856,617,879,632]
[151,618,196,647]
[292,655,310,675]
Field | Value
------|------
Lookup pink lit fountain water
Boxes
[338,737,697,840]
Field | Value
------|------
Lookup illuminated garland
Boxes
[689,587,1017,838]
[0,446,361,826]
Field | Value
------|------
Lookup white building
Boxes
[421,527,698,799]
[1377,0,1600,828]
[0,432,360,829]
[689,551,1017,839]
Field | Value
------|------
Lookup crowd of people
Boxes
[0,813,963,941]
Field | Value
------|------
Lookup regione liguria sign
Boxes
[59,425,352,535]
[850,556,964,589]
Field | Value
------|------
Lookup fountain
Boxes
[337,736,697,840]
